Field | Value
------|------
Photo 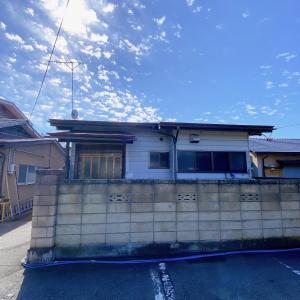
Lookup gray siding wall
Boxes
[176,130,251,180]
[126,129,172,179]
[126,129,251,180]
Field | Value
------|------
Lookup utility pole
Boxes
[48,59,83,119]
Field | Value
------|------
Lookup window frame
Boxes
[17,164,37,185]
[149,151,170,169]
[177,150,247,173]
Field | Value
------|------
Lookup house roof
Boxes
[0,119,27,129]
[0,99,40,138]
[49,119,274,136]
[250,138,300,154]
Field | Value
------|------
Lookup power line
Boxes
[29,0,70,119]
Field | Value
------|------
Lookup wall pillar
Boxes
[27,169,62,263]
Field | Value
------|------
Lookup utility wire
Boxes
[29,0,70,119]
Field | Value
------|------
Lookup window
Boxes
[228,152,247,173]
[18,164,37,184]
[177,151,195,171]
[213,152,229,172]
[149,152,170,169]
[177,151,247,173]
[196,152,212,171]
[177,151,212,172]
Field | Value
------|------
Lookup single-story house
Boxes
[0,99,65,220]
[49,119,273,180]
[250,138,300,178]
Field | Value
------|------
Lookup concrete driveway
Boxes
[1,216,300,299]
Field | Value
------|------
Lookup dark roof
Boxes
[0,98,41,138]
[49,119,274,136]
[250,138,300,153]
[48,131,135,143]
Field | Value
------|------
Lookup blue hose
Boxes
[22,247,300,269]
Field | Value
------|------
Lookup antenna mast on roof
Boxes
[48,59,83,119]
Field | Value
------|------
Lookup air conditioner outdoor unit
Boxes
[189,134,200,143]
[8,163,16,175]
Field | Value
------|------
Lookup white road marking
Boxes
[277,260,300,277]
[158,263,175,300]
[150,263,176,300]
[150,269,165,300]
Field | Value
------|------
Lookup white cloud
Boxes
[186,0,195,6]
[90,33,109,44]
[103,51,113,59]
[24,8,34,16]
[131,24,142,31]
[0,22,6,31]
[261,106,277,116]
[246,104,257,115]
[260,65,272,69]
[21,44,34,51]
[265,81,274,89]
[153,16,166,26]
[242,12,250,18]
[173,24,182,38]
[41,0,99,37]
[278,83,288,88]
[102,3,116,13]
[276,52,297,62]
[4,33,25,44]
[32,40,48,52]
[216,24,223,31]
[193,6,202,13]
[49,77,61,86]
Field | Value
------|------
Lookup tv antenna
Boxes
[48,59,83,119]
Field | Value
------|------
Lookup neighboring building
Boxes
[49,119,273,180]
[0,99,65,220]
[250,138,300,178]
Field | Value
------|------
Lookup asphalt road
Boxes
[1,216,300,300]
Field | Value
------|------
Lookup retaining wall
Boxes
[28,169,300,263]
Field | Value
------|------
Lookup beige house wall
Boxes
[251,153,300,177]
[0,143,65,212]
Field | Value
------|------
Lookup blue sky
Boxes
[0,0,299,137]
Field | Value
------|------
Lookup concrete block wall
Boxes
[30,170,62,250]
[29,170,300,261]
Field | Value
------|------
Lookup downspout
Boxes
[155,126,179,181]
[173,129,179,180]
[0,152,5,197]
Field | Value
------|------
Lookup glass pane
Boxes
[99,157,106,178]
[229,152,246,172]
[84,158,91,178]
[107,157,113,178]
[92,157,98,178]
[196,152,212,171]
[213,152,229,172]
[18,164,27,183]
[27,166,36,183]
[178,151,196,171]
[150,152,160,168]
[160,153,169,168]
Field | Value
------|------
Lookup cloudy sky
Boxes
[0,0,299,137]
